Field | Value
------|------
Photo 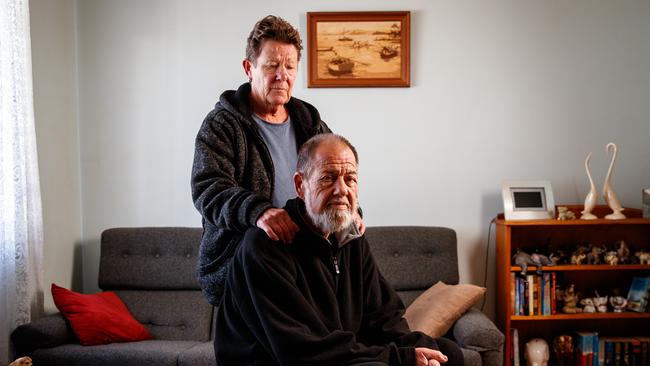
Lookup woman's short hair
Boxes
[246,15,303,64]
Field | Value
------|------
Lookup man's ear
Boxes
[242,59,253,80]
[294,172,305,199]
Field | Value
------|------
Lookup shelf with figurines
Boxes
[510,239,650,273]
[508,242,650,321]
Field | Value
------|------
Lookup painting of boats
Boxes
[338,29,353,42]
[307,11,410,87]
[379,46,398,60]
[327,56,355,75]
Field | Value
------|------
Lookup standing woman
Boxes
[192,15,363,306]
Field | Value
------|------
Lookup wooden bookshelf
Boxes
[495,205,650,366]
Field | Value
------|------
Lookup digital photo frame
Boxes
[502,180,555,221]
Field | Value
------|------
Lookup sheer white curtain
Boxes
[0,0,44,363]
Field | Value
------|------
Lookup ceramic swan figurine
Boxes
[603,142,625,220]
[580,152,598,220]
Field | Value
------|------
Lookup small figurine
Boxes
[603,142,626,220]
[525,338,549,366]
[571,251,587,265]
[635,250,650,265]
[587,245,605,265]
[549,249,568,265]
[531,253,555,268]
[593,292,608,313]
[556,206,576,220]
[513,249,553,275]
[553,335,574,366]
[610,296,628,312]
[558,284,582,314]
[580,298,596,313]
[580,152,598,220]
[615,240,631,264]
[604,251,618,265]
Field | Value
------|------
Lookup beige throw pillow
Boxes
[404,281,486,338]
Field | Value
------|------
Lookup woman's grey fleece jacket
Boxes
[191,82,330,305]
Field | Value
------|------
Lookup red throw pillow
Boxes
[51,283,152,346]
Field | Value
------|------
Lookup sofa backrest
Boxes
[365,226,459,306]
[97,226,458,340]
[99,227,212,342]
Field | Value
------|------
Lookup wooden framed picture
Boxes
[307,11,410,88]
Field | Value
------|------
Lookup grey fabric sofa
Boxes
[12,226,503,366]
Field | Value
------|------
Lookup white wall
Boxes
[29,0,82,312]
[33,0,650,318]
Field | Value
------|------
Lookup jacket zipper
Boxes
[332,255,340,275]
[331,251,340,291]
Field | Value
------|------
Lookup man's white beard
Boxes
[305,198,354,235]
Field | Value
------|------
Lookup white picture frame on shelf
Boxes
[502,180,555,221]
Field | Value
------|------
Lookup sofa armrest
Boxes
[452,308,504,352]
[11,313,73,356]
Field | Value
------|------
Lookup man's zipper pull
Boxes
[333,256,340,275]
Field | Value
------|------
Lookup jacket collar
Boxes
[219,83,322,141]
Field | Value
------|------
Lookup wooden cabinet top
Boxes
[495,205,647,226]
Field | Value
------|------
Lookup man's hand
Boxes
[256,208,299,244]
[354,210,366,235]
[415,347,448,366]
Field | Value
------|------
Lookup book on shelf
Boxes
[637,337,650,366]
[551,272,557,314]
[527,274,534,316]
[513,274,519,316]
[510,273,516,315]
[599,336,650,366]
[575,331,597,366]
[630,339,641,366]
[599,337,605,366]
[593,332,600,366]
[511,275,521,316]
[626,276,650,312]
[512,272,557,316]
[522,275,528,315]
[535,274,541,315]
[542,272,551,315]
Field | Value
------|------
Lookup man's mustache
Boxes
[327,199,350,208]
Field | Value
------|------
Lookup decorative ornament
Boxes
[602,142,625,220]
[609,296,627,312]
[525,338,549,366]
[556,206,576,220]
[552,335,573,366]
[580,152,598,220]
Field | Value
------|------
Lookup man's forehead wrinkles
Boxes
[318,162,356,172]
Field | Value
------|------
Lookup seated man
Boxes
[215,133,464,366]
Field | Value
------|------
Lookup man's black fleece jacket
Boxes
[215,198,438,366]
[191,83,330,305]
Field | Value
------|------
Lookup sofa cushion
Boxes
[99,227,203,290]
[366,226,459,291]
[52,284,152,346]
[178,342,217,366]
[404,281,486,338]
[460,348,482,366]
[31,340,202,366]
[116,290,213,341]
[453,308,505,351]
